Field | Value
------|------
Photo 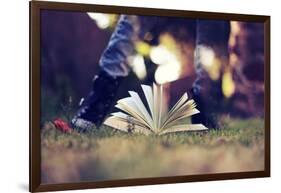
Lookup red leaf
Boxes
[53,118,71,132]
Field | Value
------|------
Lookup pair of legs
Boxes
[71,15,230,131]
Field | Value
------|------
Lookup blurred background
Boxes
[40,10,265,123]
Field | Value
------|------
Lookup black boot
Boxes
[71,70,124,132]
[190,87,220,130]
[191,20,230,130]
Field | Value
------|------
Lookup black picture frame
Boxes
[30,1,270,192]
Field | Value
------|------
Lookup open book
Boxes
[104,83,208,135]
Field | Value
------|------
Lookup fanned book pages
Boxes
[104,83,208,135]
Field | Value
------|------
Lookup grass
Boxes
[41,116,265,184]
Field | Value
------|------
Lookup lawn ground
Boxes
[41,116,264,184]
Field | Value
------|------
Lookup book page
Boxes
[169,99,196,120]
[116,98,153,129]
[103,116,152,135]
[141,85,154,119]
[158,85,163,131]
[110,112,150,129]
[159,124,208,135]
[163,100,200,129]
[161,93,188,127]
[128,91,154,129]
[153,83,159,130]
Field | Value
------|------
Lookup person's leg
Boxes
[72,15,141,131]
[99,15,140,77]
[191,19,230,129]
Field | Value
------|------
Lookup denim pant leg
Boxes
[99,15,140,77]
[193,19,230,95]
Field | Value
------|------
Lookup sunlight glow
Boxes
[197,46,216,68]
[129,55,147,80]
[150,45,176,66]
[222,70,235,98]
[149,44,182,84]
[135,41,151,56]
[196,45,221,80]
[155,61,181,84]
[229,21,241,48]
[87,13,110,29]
